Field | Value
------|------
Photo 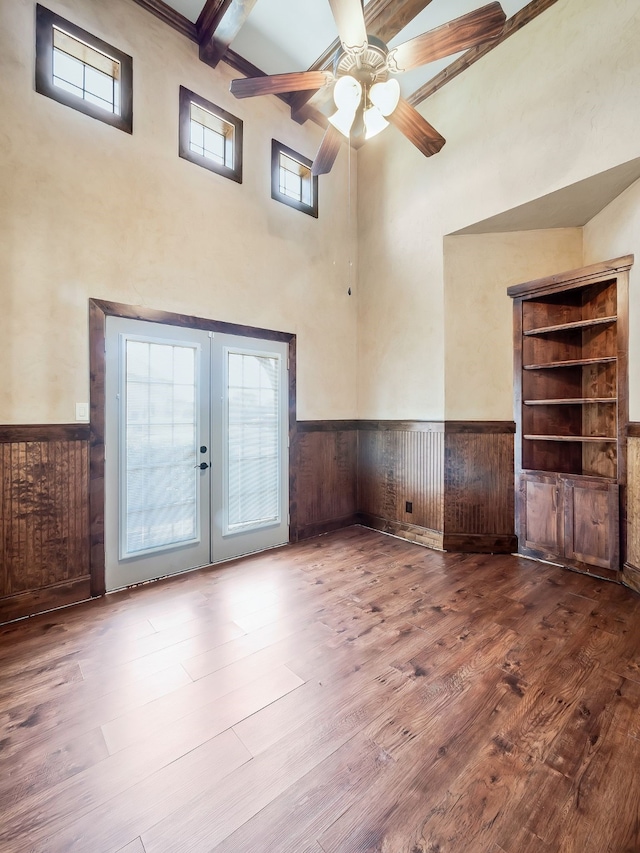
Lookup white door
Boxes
[105,318,289,591]
[210,333,290,562]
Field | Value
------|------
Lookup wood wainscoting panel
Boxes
[293,423,358,540]
[0,426,91,622]
[0,415,517,622]
[355,421,514,553]
[623,432,640,592]
[357,424,445,548]
[443,426,517,553]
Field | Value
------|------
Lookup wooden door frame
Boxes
[88,299,297,596]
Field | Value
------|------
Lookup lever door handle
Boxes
[195,462,210,470]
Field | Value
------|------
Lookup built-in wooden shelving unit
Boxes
[508,256,632,580]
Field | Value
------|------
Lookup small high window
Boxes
[35,5,133,133]
[179,87,243,183]
[271,140,318,218]
[53,28,120,113]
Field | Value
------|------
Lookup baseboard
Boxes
[0,576,92,624]
[517,545,619,583]
[443,533,517,554]
[294,514,359,542]
[357,513,444,551]
[622,562,640,595]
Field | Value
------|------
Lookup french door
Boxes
[104,317,289,591]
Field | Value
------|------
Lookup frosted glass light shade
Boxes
[329,106,358,137]
[333,75,362,111]
[364,105,389,139]
[369,79,400,116]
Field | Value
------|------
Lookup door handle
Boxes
[195,462,210,470]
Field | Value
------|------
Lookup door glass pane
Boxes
[226,351,280,533]
[121,338,200,558]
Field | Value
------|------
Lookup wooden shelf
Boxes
[523,315,616,336]
[524,398,616,406]
[524,356,616,370]
[524,434,617,443]
[521,468,617,483]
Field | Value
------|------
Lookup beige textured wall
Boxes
[357,0,640,420]
[0,0,357,423]
[4,0,640,427]
[583,178,640,421]
[443,230,584,420]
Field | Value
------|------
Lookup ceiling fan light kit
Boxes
[230,1,507,176]
[363,106,388,140]
[328,106,357,137]
[328,74,362,137]
[369,80,401,117]
[362,78,401,139]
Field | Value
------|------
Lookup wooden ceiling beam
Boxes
[123,0,560,139]
[289,0,437,122]
[129,0,198,41]
[197,0,259,69]
[407,0,561,107]
[127,0,328,130]
[366,0,437,44]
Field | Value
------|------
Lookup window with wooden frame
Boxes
[271,140,318,218]
[179,87,243,183]
[35,4,133,133]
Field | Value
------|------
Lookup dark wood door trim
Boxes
[88,299,296,597]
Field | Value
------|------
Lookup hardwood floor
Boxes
[2,526,640,852]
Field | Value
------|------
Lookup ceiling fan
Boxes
[229,0,507,176]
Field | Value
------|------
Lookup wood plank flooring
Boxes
[2,526,640,852]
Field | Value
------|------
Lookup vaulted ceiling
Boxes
[131,0,559,130]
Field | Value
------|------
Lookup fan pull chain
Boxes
[347,132,352,296]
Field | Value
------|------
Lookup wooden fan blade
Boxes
[328,0,368,55]
[230,71,333,99]
[312,125,344,176]
[387,98,446,158]
[387,2,506,73]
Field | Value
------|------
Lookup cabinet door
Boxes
[563,477,619,571]
[520,473,562,557]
